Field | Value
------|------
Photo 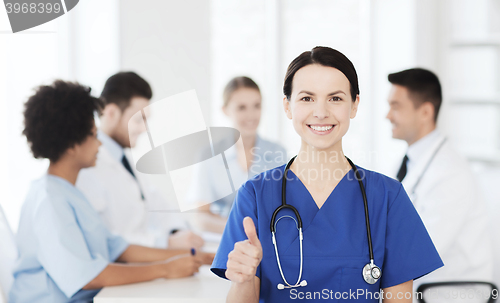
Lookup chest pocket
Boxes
[260,255,343,302]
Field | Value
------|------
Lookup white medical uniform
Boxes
[77,131,184,248]
[399,129,493,289]
[9,174,129,303]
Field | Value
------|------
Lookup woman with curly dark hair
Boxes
[9,80,213,303]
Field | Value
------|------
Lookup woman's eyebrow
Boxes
[327,90,347,96]
[297,90,346,96]
[298,90,315,95]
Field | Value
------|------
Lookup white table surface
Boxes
[94,265,231,303]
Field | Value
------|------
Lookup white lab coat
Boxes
[400,130,493,290]
[76,142,185,248]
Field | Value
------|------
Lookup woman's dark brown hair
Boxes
[283,46,359,101]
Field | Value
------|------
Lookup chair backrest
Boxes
[417,282,498,303]
[0,205,17,303]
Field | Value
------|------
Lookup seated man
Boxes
[77,72,203,249]
[386,68,493,291]
[10,80,213,303]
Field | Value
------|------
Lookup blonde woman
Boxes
[193,77,286,233]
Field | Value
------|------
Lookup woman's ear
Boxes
[283,97,292,120]
[350,95,360,119]
[65,143,78,158]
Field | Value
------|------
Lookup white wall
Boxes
[119,0,212,213]
[119,0,212,116]
[0,10,62,231]
[363,0,418,175]
[0,0,120,231]
[210,0,407,171]
[440,0,500,288]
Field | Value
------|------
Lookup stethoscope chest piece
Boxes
[362,260,381,284]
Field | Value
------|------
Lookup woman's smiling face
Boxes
[283,64,359,152]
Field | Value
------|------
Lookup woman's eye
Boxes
[301,96,312,102]
[239,105,246,110]
[331,96,342,102]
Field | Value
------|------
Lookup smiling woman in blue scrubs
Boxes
[9,81,213,303]
[211,47,443,302]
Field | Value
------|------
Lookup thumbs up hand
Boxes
[225,217,263,283]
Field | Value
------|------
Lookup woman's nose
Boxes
[313,101,329,119]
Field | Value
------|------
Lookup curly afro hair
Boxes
[22,80,104,162]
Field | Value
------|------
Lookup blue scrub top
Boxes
[211,164,443,302]
[9,174,129,303]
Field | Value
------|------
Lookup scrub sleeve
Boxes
[380,184,444,288]
[211,182,261,279]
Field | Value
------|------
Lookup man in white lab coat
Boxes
[77,72,204,249]
[386,68,493,293]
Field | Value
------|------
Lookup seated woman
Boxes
[191,77,287,233]
[9,80,213,303]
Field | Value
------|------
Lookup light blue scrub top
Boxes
[212,164,443,302]
[9,174,129,303]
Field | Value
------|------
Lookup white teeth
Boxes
[310,125,333,131]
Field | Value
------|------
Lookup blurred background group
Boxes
[1,0,500,296]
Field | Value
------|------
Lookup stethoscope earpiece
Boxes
[276,280,307,290]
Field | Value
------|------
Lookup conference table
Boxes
[94,266,231,303]
[94,233,231,303]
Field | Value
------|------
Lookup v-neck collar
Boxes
[286,166,354,211]
[277,166,357,256]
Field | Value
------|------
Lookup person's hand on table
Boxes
[160,255,202,279]
[225,217,262,283]
[197,251,216,265]
[168,230,204,250]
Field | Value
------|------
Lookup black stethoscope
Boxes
[409,137,447,203]
[270,155,381,290]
